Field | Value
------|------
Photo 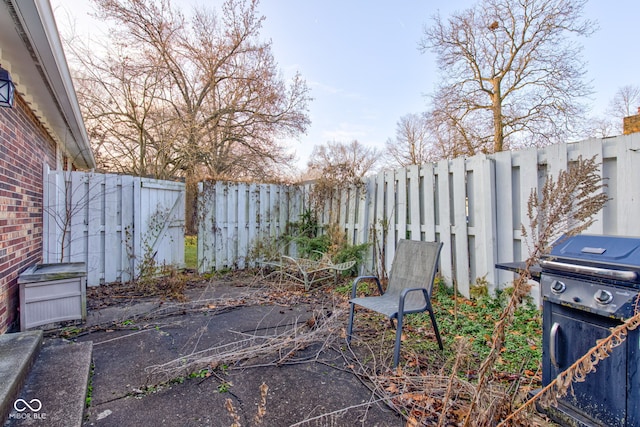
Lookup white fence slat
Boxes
[469,156,497,289]
[276,184,286,248]
[420,164,437,243]
[215,181,227,270]
[493,150,515,287]
[120,175,134,282]
[396,167,408,242]
[279,186,289,237]
[544,142,568,184]
[247,183,259,263]
[103,174,120,284]
[236,183,248,269]
[269,184,278,238]
[228,182,239,267]
[86,173,103,286]
[360,176,376,273]
[372,172,386,271]
[602,148,618,235]
[451,157,469,296]
[407,165,421,241]
[517,148,539,261]
[258,185,268,240]
[69,171,87,264]
[338,186,347,234]
[344,187,355,244]
[385,170,397,272]
[357,182,370,247]
[197,182,211,273]
[132,177,143,276]
[436,159,454,285]
[42,165,62,263]
[575,139,605,234]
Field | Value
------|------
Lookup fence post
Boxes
[468,155,497,292]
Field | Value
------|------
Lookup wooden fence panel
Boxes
[43,168,185,286]
[196,136,639,297]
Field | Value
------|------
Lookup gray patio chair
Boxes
[347,239,444,367]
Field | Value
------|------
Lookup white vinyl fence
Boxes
[43,167,185,286]
[197,181,305,271]
[198,134,640,297]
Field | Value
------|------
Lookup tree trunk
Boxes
[492,79,504,153]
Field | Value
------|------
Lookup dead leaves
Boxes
[377,373,477,426]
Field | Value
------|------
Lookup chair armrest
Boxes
[350,275,383,298]
[398,287,430,313]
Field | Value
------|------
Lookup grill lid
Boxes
[541,234,640,283]
[549,234,640,264]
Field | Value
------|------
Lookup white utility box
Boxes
[18,262,87,331]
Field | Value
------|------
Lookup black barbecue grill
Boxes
[539,234,640,427]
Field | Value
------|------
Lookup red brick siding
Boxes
[0,96,57,333]
[623,114,640,135]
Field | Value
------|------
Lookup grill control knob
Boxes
[550,280,566,294]
[594,289,613,305]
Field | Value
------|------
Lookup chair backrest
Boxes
[386,240,443,302]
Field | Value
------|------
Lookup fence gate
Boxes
[43,167,185,286]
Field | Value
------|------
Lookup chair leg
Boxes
[347,302,355,343]
[426,303,443,350]
[393,313,404,368]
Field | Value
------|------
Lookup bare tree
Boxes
[581,85,640,138]
[70,45,179,178]
[582,116,617,139]
[421,0,594,154]
[306,139,378,223]
[385,113,435,167]
[608,84,640,119]
[307,140,379,183]
[66,0,310,182]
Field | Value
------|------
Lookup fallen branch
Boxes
[144,308,345,384]
[288,397,390,427]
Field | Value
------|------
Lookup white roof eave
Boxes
[0,0,95,169]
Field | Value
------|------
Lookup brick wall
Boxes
[623,113,640,135]
[0,96,57,333]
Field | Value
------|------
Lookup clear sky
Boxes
[52,0,640,170]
